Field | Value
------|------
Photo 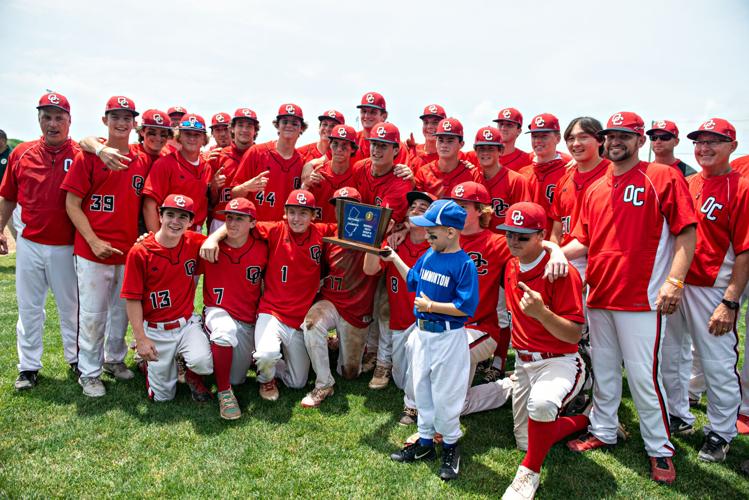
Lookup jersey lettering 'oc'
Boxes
[245,265,262,284]
[700,196,723,221]
[309,244,322,265]
[467,251,489,276]
[492,197,510,217]
[184,259,197,277]
[623,184,645,206]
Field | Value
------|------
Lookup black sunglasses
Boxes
[650,134,674,142]
[505,231,535,242]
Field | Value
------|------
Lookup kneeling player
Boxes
[202,198,268,419]
[121,195,213,402]
[498,202,587,500]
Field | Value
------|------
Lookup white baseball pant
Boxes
[739,289,749,416]
[367,278,387,358]
[389,327,412,390]
[302,300,368,389]
[145,316,213,402]
[204,306,255,386]
[254,313,310,389]
[15,235,78,371]
[512,352,585,450]
[587,309,674,457]
[412,325,470,444]
[75,257,129,378]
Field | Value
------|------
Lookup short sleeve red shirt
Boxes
[520,158,569,234]
[297,142,332,164]
[500,148,533,172]
[319,244,380,328]
[121,231,207,322]
[730,155,749,178]
[414,160,483,199]
[210,143,250,221]
[351,159,414,223]
[481,167,531,231]
[306,160,355,223]
[352,131,409,165]
[383,236,430,330]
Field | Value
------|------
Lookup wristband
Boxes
[95,143,106,158]
[427,301,432,313]
[721,298,740,311]
[666,277,684,289]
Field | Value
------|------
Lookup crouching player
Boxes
[121,195,214,402]
[499,202,587,500]
[202,198,268,419]
[386,199,479,481]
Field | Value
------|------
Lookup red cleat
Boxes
[567,432,614,452]
[736,414,749,435]
[650,456,676,485]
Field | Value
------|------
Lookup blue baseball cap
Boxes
[409,199,466,230]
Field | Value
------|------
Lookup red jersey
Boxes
[505,251,584,354]
[351,159,414,223]
[202,236,268,323]
[306,160,355,223]
[255,221,336,328]
[520,157,569,234]
[685,171,749,287]
[297,142,332,164]
[0,138,79,245]
[462,230,512,341]
[143,151,212,227]
[482,167,531,231]
[731,155,749,178]
[209,143,250,221]
[382,236,430,330]
[121,231,206,323]
[231,141,304,222]
[61,147,150,265]
[352,130,409,165]
[549,159,610,246]
[572,161,697,311]
[320,244,379,328]
[131,142,168,169]
[414,160,483,199]
[500,148,533,172]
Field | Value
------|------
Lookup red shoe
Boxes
[567,432,614,453]
[185,368,213,402]
[650,456,676,484]
[737,414,749,435]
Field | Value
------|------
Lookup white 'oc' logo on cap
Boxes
[296,192,308,204]
[327,110,337,118]
[242,109,252,116]
[702,119,716,130]
[534,116,545,128]
[428,105,438,113]
[118,97,130,107]
[215,114,225,123]
[656,120,666,129]
[48,94,60,104]
[285,104,295,114]
[153,113,164,124]
[376,126,386,138]
[229,199,239,209]
[511,210,524,225]
[366,93,375,103]
[482,129,494,140]
[337,127,347,137]
[174,195,186,207]
[339,188,349,197]
[611,113,624,126]
[442,121,452,131]
[454,185,465,197]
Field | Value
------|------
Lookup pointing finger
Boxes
[517,281,531,293]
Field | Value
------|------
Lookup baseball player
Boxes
[0,92,80,389]
[230,103,307,222]
[563,111,697,484]
[352,91,408,165]
[143,114,213,232]
[209,112,232,149]
[661,119,748,462]
[202,197,268,419]
[498,202,588,500]
[296,109,345,164]
[207,108,265,233]
[300,187,380,407]
[166,106,187,153]
[386,199,478,481]
[492,107,532,172]
[62,95,149,396]
[120,194,213,402]
[406,104,448,171]
[519,114,568,235]
[413,118,482,199]
[646,120,697,177]
[363,191,433,398]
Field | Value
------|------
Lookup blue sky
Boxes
[1,0,748,160]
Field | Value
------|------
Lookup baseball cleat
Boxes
[566,432,614,453]
[259,380,279,401]
[669,416,695,436]
[439,444,461,481]
[14,371,38,391]
[698,432,729,463]
[688,396,700,408]
[301,386,334,408]
[649,456,676,484]
[103,362,135,381]
[390,441,436,462]
[502,465,540,499]
[398,406,418,426]
[79,376,106,397]
[736,414,749,435]
[185,369,212,402]
[361,352,378,373]
[482,366,505,383]
[218,389,241,420]
[69,362,81,377]
[368,364,391,390]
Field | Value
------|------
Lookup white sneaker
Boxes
[79,376,106,397]
[502,465,540,500]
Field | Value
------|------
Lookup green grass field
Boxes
[0,253,747,498]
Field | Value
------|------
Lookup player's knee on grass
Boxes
[186,349,214,376]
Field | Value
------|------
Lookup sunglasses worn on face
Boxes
[650,134,674,142]
[506,231,535,242]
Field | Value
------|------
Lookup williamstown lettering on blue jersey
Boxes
[420,269,451,287]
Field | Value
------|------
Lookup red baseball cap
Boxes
[434,117,464,138]
[406,190,437,207]
[318,109,345,124]
[37,92,71,113]
[357,91,386,111]
[494,107,523,126]
[277,103,304,120]
[367,122,400,145]
[646,120,679,138]
[420,104,447,120]
[105,96,138,116]
[167,106,187,116]
[285,189,316,209]
[686,118,737,141]
[474,126,503,147]
[526,113,560,134]
[329,124,358,145]
[210,112,231,128]
[233,107,259,123]
[141,109,172,129]
[497,202,546,233]
[217,197,257,218]
[601,112,645,136]
[447,182,491,205]
[161,194,195,216]
[328,186,362,206]
[177,114,207,133]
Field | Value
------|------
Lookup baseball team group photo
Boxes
[1,1,748,498]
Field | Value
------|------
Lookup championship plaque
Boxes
[323,199,392,255]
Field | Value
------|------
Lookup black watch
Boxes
[721,299,740,310]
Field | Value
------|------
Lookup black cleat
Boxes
[390,441,436,462]
[14,371,39,390]
[439,444,461,481]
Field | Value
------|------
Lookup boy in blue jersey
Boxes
[382,199,479,481]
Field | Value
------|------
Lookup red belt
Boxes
[147,318,187,330]
[517,351,566,362]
